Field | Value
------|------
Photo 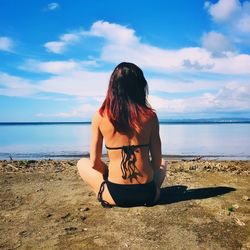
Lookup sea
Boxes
[0,120,250,160]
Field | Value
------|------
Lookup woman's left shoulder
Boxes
[92,110,103,125]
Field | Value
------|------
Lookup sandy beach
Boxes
[0,159,249,250]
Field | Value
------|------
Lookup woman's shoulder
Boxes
[92,110,103,125]
[145,110,158,124]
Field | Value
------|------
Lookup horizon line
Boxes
[1,118,250,125]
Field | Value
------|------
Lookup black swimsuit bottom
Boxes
[97,144,157,208]
[99,179,157,208]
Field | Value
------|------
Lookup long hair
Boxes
[99,62,154,135]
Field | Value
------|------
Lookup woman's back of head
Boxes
[99,62,154,136]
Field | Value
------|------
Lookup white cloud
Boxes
[0,68,109,99]
[1,68,250,117]
[149,82,250,114]
[0,37,13,52]
[60,33,79,42]
[212,53,250,74]
[93,21,250,74]
[205,0,250,34]
[43,21,139,54]
[236,10,250,33]
[44,32,80,53]
[47,2,60,10]
[21,59,78,74]
[37,82,250,118]
[205,0,240,22]
[20,59,95,74]
[38,70,110,97]
[0,72,36,96]
[36,104,99,119]
[43,20,250,74]
[148,78,225,93]
[44,41,65,54]
[201,31,234,56]
[2,20,249,118]
[89,20,139,45]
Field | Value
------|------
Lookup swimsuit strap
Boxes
[105,144,149,150]
[105,144,149,180]
[97,180,113,208]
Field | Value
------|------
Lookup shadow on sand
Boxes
[158,185,236,205]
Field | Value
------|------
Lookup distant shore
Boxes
[1,118,250,126]
[0,159,249,249]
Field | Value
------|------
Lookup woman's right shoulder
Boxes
[149,111,159,124]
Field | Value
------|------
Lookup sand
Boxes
[0,159,249,250]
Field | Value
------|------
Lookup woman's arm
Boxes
[149,113,162,171]
[90,111,108,176]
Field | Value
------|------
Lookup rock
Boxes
[189,165,196,170]
[64,227,78,234]
[80,216,87,221]
[232,204,239,209]
[242,195,249,201]
[19,230,30,237]
[7,164,18,170]
[54,168,62,173]
[233,216,245,226]
[79,207,90,212]
[61,213,70,219]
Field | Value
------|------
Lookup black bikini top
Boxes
[105,144,149,180]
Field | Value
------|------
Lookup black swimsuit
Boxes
[97,144,157,208]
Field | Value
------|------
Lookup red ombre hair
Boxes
[99,62,154,135]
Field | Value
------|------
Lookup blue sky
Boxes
[0,0,250,121]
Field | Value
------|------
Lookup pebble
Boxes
[19,230,30,237]
[64,227,78,234]
[80,216,87,221]
[233,216,245,226]
[189,165,196,170]
[79,207,90,212]
[61,213,71,219]
[7,164,18,170]
[36,188,44,192]
[242,195,249,201]
[232,204,239,209]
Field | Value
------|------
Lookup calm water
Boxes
[0,123,249,159]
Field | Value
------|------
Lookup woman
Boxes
[77,62,166,207]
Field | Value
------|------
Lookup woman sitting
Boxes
[77,62,167,207]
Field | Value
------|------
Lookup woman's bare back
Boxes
[98,112,158,184]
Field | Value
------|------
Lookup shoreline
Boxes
[1,153,250,161]
[1,159,249,174]
[0,159,249,249]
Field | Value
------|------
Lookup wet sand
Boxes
[0,159,249,250]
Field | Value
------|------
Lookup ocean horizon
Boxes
[1,117,250,125]
[0,119,250,160]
